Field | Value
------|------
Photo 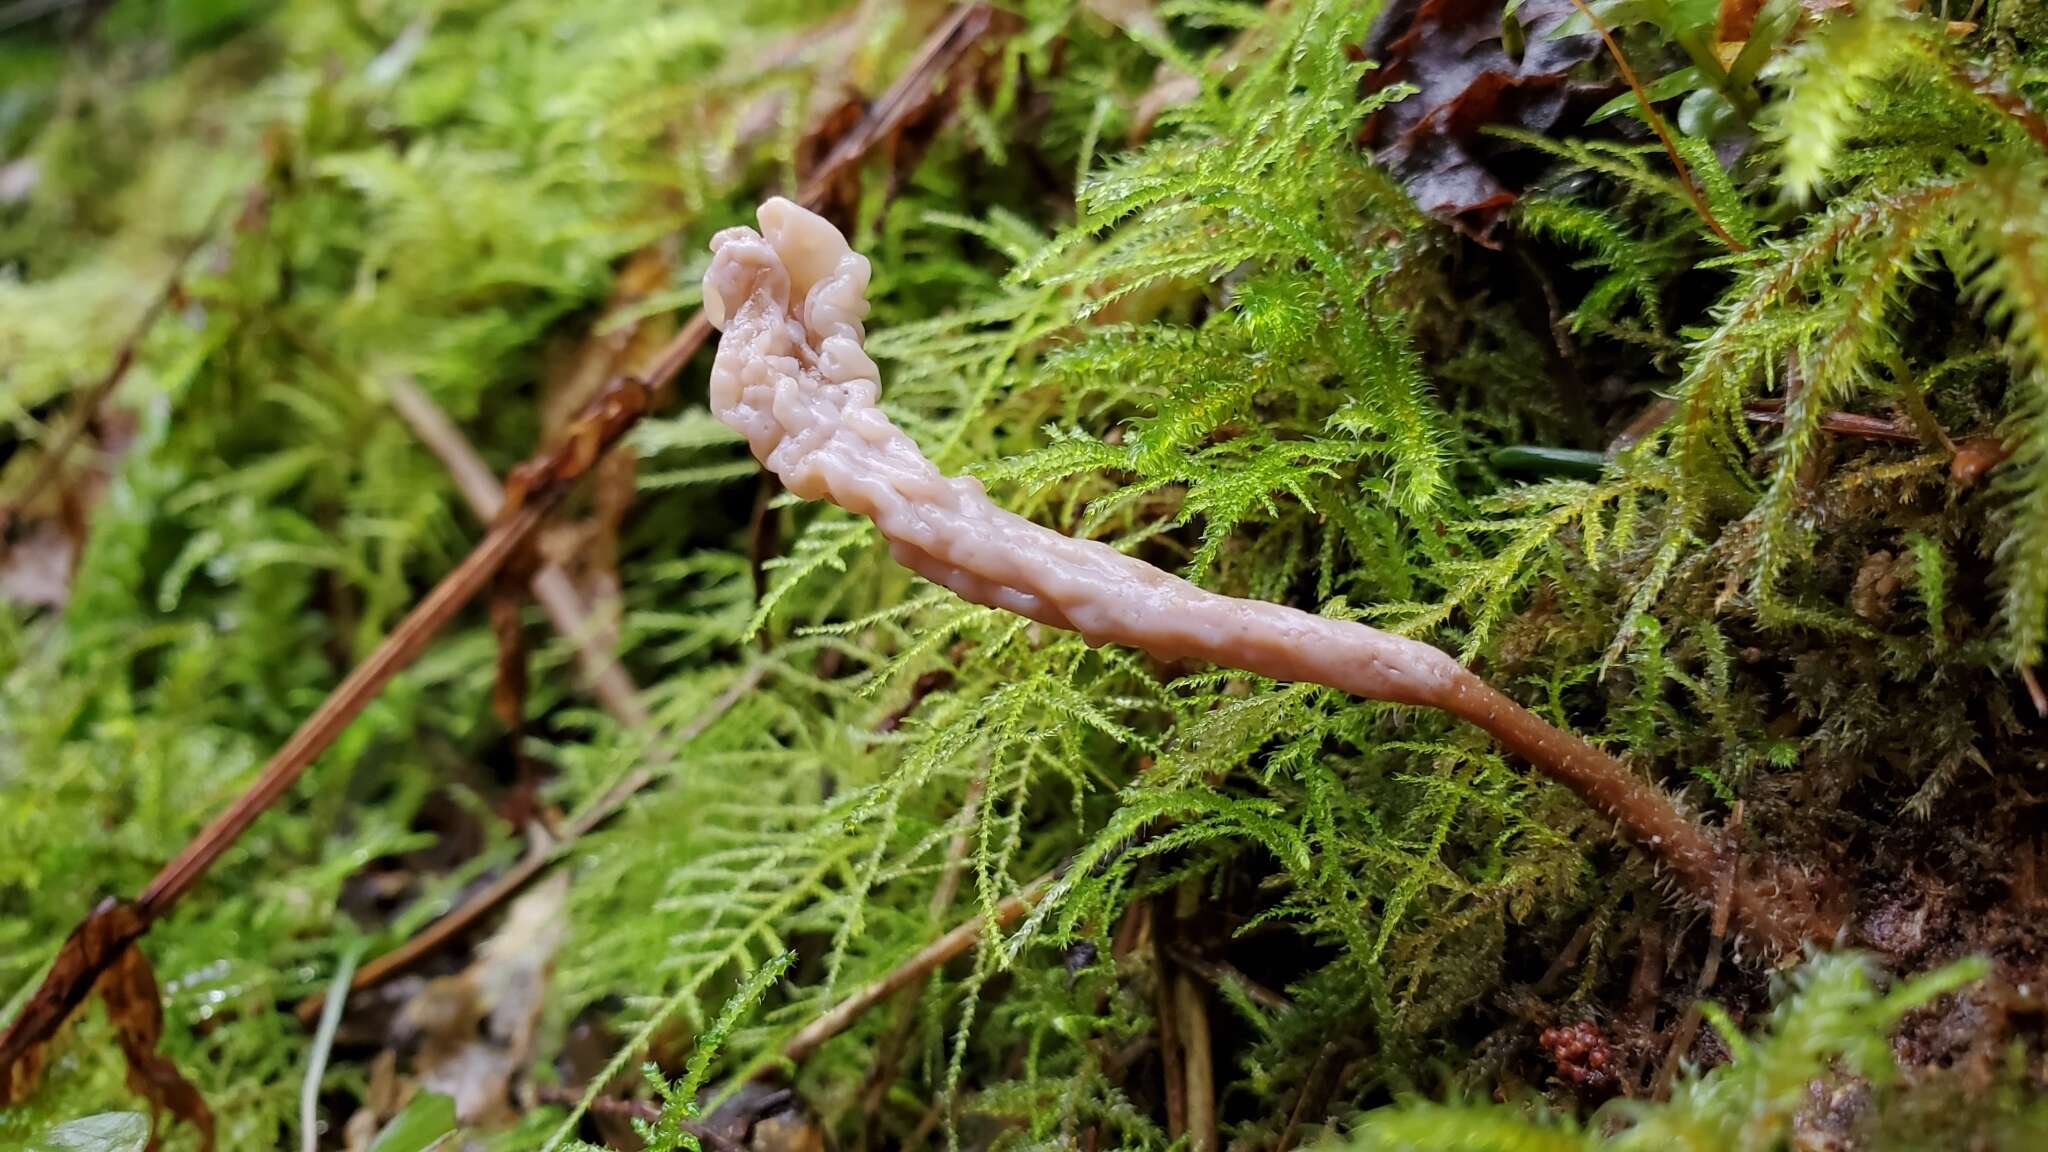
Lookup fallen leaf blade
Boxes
[0,900,149,1107]
[1364,0,1604,244]
[99,943,215,1152]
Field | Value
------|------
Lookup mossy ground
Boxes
[2,1,2047,1149]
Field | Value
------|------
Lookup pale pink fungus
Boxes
[703,197,1828,953]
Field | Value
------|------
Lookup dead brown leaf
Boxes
[1718,0,1761,42]
[705,1082,827,1152]
[488,573,529,740]
[344,1050,404,1152]
[0,899,213,1150]
[797,4,1018,227]
[1951,434,2014,488]
[100,943,216,1152]
[1,406,135,609]
[1,901,147,1105]
[488,557,541,830]
[397,872,569,1128]
[1362,0,1603,245]
[534,242,675,656]
[0,520,77,607]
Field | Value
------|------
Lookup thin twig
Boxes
[796,5,1000,202]
[294,661,764,1023]
[536,1084,658,1123]
[387,376,652,728]
[2019,664,2047,719]
[1562,0,1746,252]
[1743,399,1923,443]
[533,1085,745,1151]
[1656,805,1740,1099]
[1623,917,1665,1091]
[859,766,986,1122]
[1607,397,1680,458]
[1534,914,1601,996]
[563,662,766,842]
[1165,944,1290,1014]
[1273,1041,1349,1152]
[781,874,1051,1064]
[1173,971,1217,1152]
[1653,977,1706,1099]
[139,497,563,916]
[1152,911,1186,1143]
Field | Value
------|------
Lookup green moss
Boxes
[4,0,2047,1147]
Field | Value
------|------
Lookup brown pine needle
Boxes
[388,375,653,728]
[780,874,1051,1064]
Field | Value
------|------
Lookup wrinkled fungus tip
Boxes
[758,195,856,300]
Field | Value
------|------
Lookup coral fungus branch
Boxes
[701,199,1828,953]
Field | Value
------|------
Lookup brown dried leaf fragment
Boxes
[537,242,671,652]
[1718,0,1761,43]
[500,373,655,517]
[101,942,216,1152]
[0,520,79,607]
[489,574,531,740]
[488,558,541,829]
[581,440,636,654]
[796,3,1019,227]
[703,1081,828,1152]
[399,873,569,1128]
[1950,433,2013,487]
[542,245,676,438]
[0,899,213,1150]
[1,901,148,1106]
[1362,0,1603,245]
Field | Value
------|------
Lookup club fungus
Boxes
[702,197,1831,953]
